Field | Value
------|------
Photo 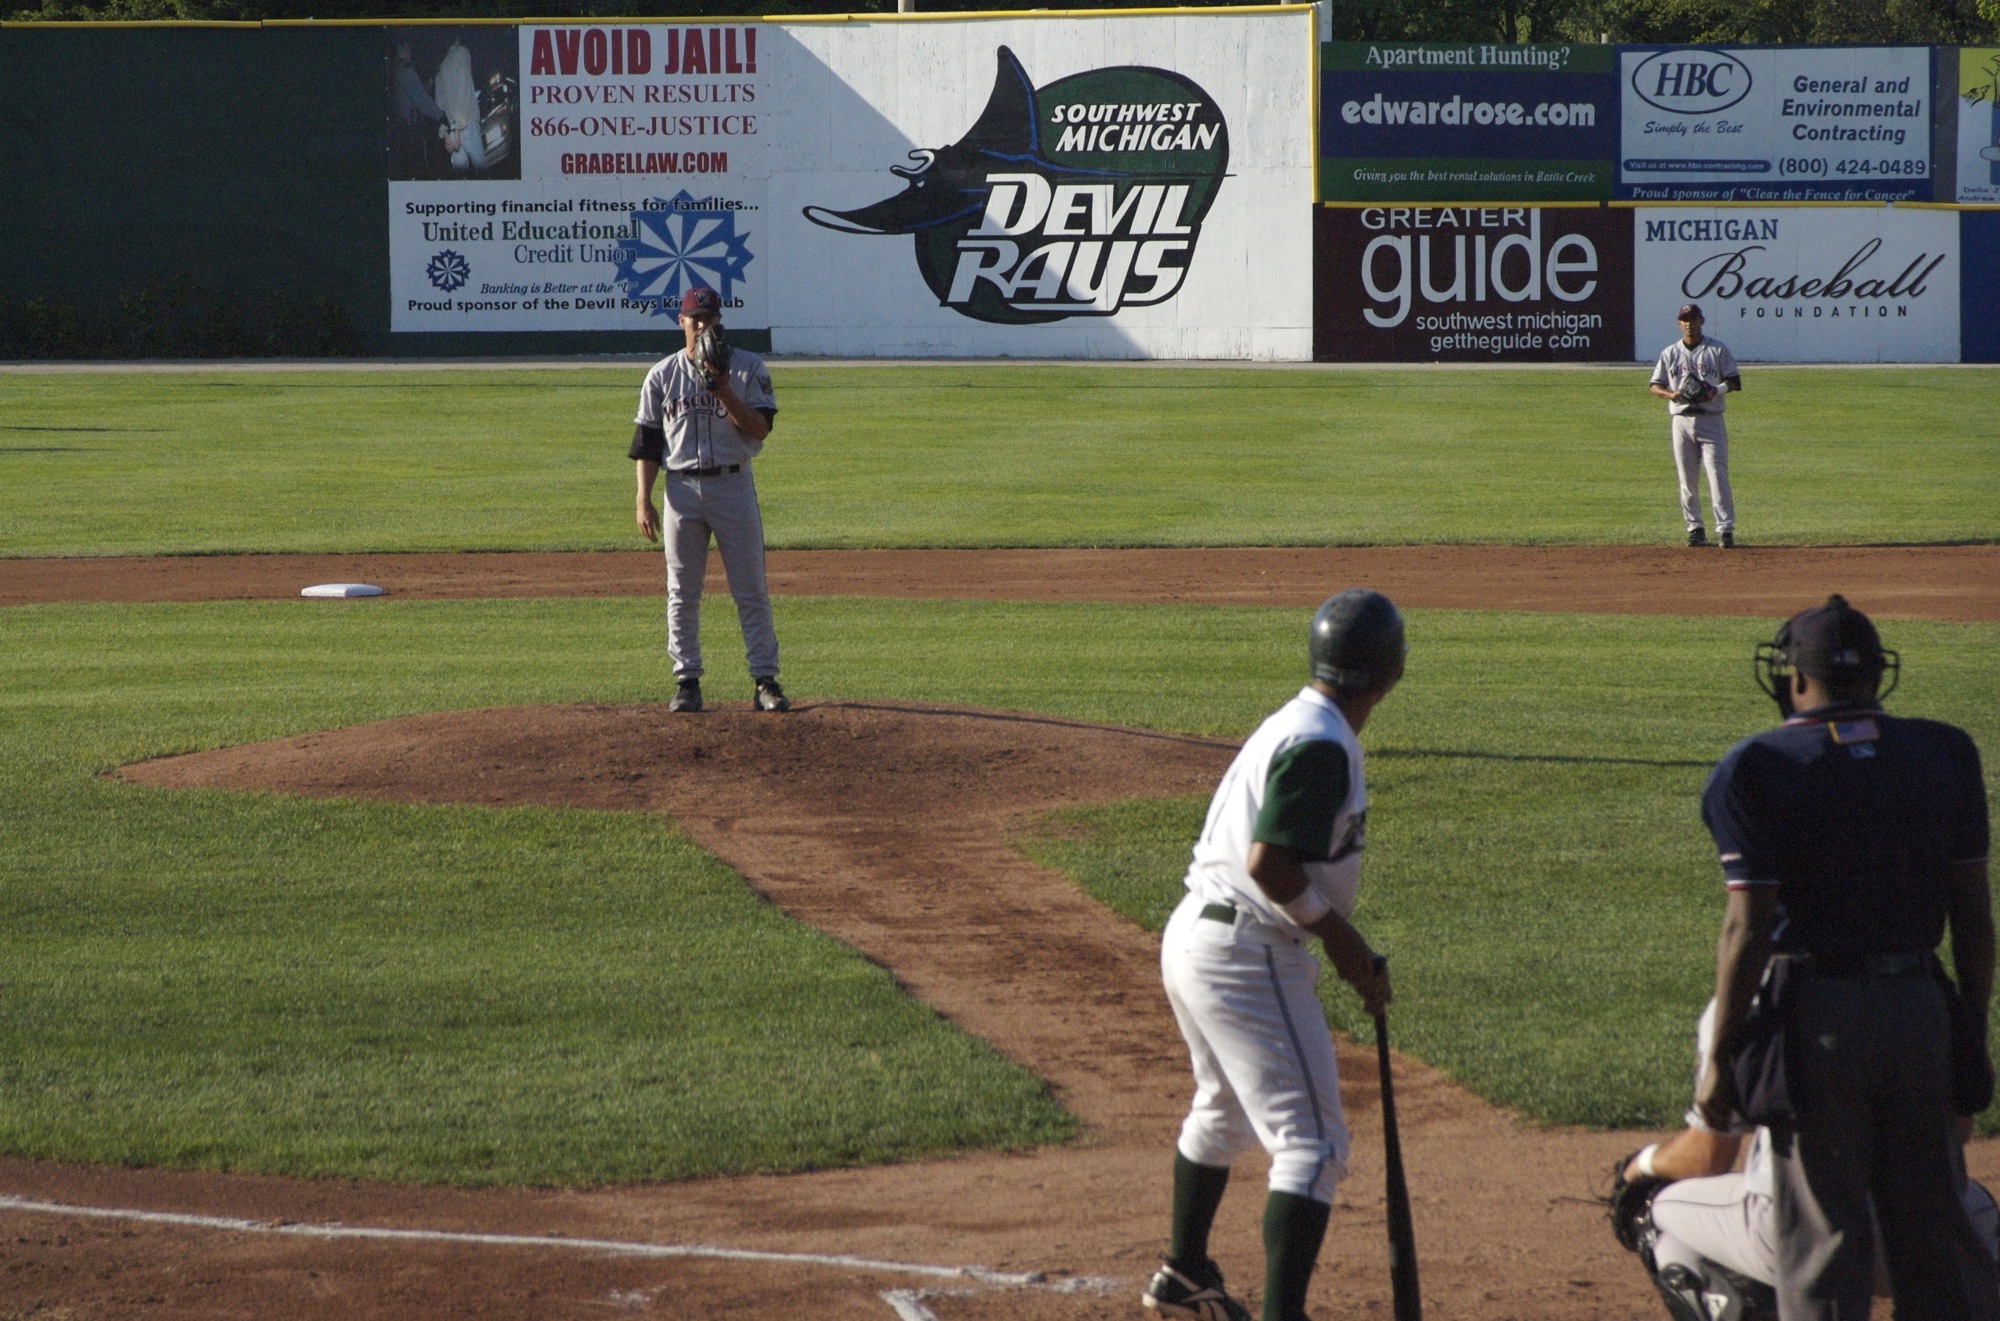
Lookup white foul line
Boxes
[880,1290,943,1321]
[0,1195,1114,1292]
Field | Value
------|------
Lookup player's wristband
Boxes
[1279,887,1333,929]
[1635,1144,1661,1178]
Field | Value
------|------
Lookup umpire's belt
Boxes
[1808,950,1929,978]
[671,464,741,476]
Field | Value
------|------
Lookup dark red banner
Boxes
[1314,205,1634,361]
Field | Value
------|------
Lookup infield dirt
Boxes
[3,547,1989,1320]
[3,544,1997,619]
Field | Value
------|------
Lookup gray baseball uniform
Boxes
[630,346,779,682]
[1650,335,1738,537]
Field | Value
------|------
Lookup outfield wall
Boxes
[0,18,1994,363]
[1314,37,1997,363]
[1,11,1314,361]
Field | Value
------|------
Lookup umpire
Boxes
[1693,594,1997,1320]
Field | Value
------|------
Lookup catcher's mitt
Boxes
[1672,375,1714,408]
[690,324,731,385]
[1608,1150,1665,1254]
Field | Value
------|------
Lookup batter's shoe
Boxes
[1142,1259,1251,1321]
[1719,531,1736,548]
[753,678,790,712]
[669,678,703,713]
[1686,527,1707,547]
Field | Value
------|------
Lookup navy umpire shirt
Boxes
[1702,703,1990,959]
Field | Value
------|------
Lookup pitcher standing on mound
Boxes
[630,286,788,715]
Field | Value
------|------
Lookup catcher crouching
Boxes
[1609,997,2000,1321]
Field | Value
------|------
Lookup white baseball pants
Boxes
[1652,1174,1780,1284]
[662,468,778,681]
[1652,1168,2000,1295]
[1671,413,1734,535]
[1161,892,1348,1204]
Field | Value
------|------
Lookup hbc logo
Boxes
[803,47,1228,325]
[1631,49,1752,115]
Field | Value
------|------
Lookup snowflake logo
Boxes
[612,191,754,316]
[426,250,471,292]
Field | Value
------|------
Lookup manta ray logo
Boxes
[804,47,1229,325]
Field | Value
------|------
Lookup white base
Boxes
[301,583,386,599]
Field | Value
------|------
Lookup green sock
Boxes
[1168,1152,1232,1267]
[1261,1190,1331,1321]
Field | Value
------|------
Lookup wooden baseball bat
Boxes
[1372,955,1422,1321]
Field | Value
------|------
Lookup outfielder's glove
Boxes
[1672,375,1715,407]
[1608,1150,1665,1254]
[691,324,731,386]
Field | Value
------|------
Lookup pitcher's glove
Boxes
[1608,1150,1665,1253]
[691,324,731,386]
[1673,375,1715,407]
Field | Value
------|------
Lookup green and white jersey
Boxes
[1183,686,1368,930]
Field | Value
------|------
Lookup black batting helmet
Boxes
[1753,593,1899,716]
[1309,589,1406,694]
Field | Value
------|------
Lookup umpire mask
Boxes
[1753,593,1899,717]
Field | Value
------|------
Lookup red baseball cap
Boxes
[679,287,721,317]
[1677,303,1704,320]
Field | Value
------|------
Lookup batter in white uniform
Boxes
[1146,590,1403,1321]
[630,286,787,714]
[1648,303,1742,548]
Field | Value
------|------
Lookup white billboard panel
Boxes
[390,179,767,332]
[385,13,1315,358]
[1632,207,1958,362]
[1618,46,1931,202]
[764,15,1314,359]
[389,23,768,334]
[1954,48,2000,204]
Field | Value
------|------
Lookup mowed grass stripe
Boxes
[2,596,1993,1181]
[0,597,1088,1185]
[2,366,1995,555]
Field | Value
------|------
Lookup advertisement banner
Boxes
[389,22,769,333]
[1313,205,1633,360]
[1954,47,2000,204]
[1617,46,1932,201]
[770,14,1314,359]
[1320,42,1617,201]
[387,13,1314,356]
[1633,207,1958,361]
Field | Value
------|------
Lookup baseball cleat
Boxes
[753,678,790,712]
[1719,531,1736,548]
[669,678,703,713]
[1142,1259,1251,1321]
[1686,528,1707,547]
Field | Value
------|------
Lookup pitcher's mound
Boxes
[124,698,1238,825]
[108,699,1668,1320]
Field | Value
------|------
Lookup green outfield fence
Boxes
[0,25,687,358]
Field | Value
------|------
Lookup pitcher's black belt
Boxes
[1808,950,1928,978]
[1200,903,1238,925]
[671,464,740,476]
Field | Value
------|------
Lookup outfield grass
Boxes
[3,365,1995,555]
[1006,606,2000,1129]
[3,595,1993,1181]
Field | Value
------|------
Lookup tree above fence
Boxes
[7,0,1996,45]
